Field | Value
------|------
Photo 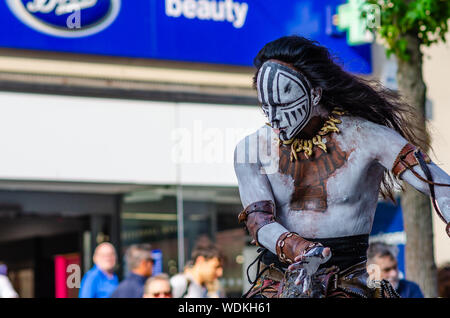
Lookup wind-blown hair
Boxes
[253,36,429,201]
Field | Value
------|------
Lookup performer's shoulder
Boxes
[234,125,270,149]
[233,125,269,163]
[341,115,403,140]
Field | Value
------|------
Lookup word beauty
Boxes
[165,0,249,29]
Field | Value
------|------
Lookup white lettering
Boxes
[66,264,81,289]
[166,0,183,17]
[164,0,249,29]
[211,1,225,22]
[196,0,211,20]
[27,0,97,16]
[232,2,248,28]
[66,8,81,29]
[225,0,233,23]
[183,0,197,19]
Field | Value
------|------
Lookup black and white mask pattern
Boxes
[257,60,313,141]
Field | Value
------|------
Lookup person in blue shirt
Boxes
[110,244,154,298]
[367,242,424,298]
[79,242,119,298]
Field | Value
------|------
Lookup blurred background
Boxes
[0,0,448,298]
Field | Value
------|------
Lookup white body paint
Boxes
[234,112,450,255]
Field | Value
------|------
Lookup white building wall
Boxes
[0,91,263,186]
[423,35,450,267]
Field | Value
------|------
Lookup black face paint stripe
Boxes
[279,95,308,111]
[267,66,277,105]
[284,112,292,126]
[291,110,297,121]
[277,72,306,104]
[257,64,268,105]
[276,72,282,104]
[264,60,313,101]
[289,100,312,138]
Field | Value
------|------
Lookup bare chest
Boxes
[264,131,383,213]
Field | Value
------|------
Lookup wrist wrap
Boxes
[238,200,276,246]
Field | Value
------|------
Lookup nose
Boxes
[269,106,280,128]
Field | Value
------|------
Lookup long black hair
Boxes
[253,35,429,201]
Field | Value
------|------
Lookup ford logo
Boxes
[6,0,121,38]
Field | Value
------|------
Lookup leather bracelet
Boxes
[238,200,274,224]
[238,200,276,246]
[392,143,430,178]
[275,232,320,264]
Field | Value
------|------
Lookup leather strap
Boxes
[393,143,450,238]
[392,143,431,178]
[275,232,321,264]
[238,200,275,246]
[414,150,450,237]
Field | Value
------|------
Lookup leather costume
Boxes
[392,143,450,237]
[239,143,449,298]
[241,233,398,298]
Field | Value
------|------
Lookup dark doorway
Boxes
[0,216,88,297]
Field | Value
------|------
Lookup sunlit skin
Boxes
[368,256,400,289]
[93,242,117,277]
[188,256,223,286]
[133,257,154,277]
[234,59,450,289]
[143,279,172,298]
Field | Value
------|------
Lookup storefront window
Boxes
[120,186,246,297]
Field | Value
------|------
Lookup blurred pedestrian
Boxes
[437,264,450,298]
[111,243,154,298]
[206,266,226,298]
[367,242,424,298]
[143,273,172,298]
[170,239,223,298]
[79,242,119,298]
[0,262,18,298]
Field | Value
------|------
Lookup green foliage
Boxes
[363,0,450,61]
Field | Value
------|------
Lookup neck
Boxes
[296,104,329,139]
[131,269,146,277]
[97,266,114,277]
[186,266,203,286]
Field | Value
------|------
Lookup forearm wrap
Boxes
[238,200,275,246]
[392,143,431,178]
[275,232,321,264]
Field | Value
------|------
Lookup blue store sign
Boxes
[0,0,372,73]
[6,0,121,37]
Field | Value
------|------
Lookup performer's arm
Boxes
[371,124,450,225]
[234,136,329,264]
[233,136,286,255]
[400,161,450,223]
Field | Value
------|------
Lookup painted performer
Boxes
[234,36,450,298]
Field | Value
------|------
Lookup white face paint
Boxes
[257,60,313,141]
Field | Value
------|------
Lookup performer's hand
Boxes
[287,246,332,293]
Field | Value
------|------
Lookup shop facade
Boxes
[1,1,426,298]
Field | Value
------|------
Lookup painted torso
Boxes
[240,116,396,239]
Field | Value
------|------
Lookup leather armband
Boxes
[392,143,431,178]
[275,232,322,264]
[238,200,275,245]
